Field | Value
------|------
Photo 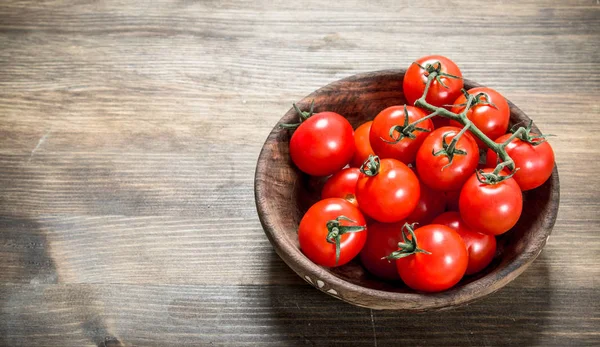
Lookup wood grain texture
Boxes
[0,0,598,345]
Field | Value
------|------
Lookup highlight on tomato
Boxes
[321,167,361,205]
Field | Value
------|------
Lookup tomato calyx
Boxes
[325,216,366,266]
[414,61,462,89]
[384,223,431,260]
[279,100,315,130]
[382,105,435,144]
[359,155,381,177]
[432,127,470,169]
[507,120,554,147]
[475,168,518,185]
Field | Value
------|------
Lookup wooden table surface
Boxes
[1,1,598,346]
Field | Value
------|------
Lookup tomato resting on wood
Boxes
[321,167,361,205]
[289,110,355,176]
[416,126,479,191]
[350,121,375,168]
[450,87,510,148]
[459,169,523,236]
[432,212,496,275]
[298,198,367,267]
[389,223,468,292]
[403,55,464,108]
[369,105,433,164]
[486,134,555,191]
[355,156,420,223]
[359,222,405,280]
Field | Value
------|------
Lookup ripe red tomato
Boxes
[298,198,367,267]
[450,87,510,148]
[459,169,523,235]
[416,126,479,191]
[406,183,446,225]
[289,111,355,176]
[356,157,420,223]
[486,134,555,191]
[359,222,404,280]
[432,212,496,275]
[321,167,360,205]
[369,105,433,164]
[392,224,468,292]
[350,121,375,168]
[403,55,463,108]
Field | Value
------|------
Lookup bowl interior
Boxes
[256,69,559,309]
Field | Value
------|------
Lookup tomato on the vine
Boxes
[416,126,479,191]
[450,87,510,148]
[350,121,375,168]
[298,198,367,267]
[322,167,361,205]
[459,169,523,236]
[403,55,463,108]
[369,105,433,164]
[406,182,446,225]
[432,212,496,275]
[355,156,420,223]
[289,109,355,176]
[359,222,404,280]
[389,223,467,292]
[486,134,554,191]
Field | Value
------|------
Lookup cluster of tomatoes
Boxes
[286,55,555,293]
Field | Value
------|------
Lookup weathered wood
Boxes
[0,0,598,345]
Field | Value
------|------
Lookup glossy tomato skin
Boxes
[369,106,433,164]
[289,112,355,176]
[356,158,420,223]
[459,169,523,236]
[450,87,510,148]
[298,198,367,267]
[321,167,361,205]
[403,55,463,108]
[359,222,404,280]
[416,126,479,191]
[350,121,375,168]
[486,134,555,191]
[406,183,446,225]
[396,224,468,292]
[432,212,496,275]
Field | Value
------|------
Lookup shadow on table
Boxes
[265,251,551,346]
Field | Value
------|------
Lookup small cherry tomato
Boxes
[450,87,510,148]
[369,105,433,164]
[403,55,464,108]
[350,121,375,168]
[321,167,361,205]
[356,156,420,223]
[406,183,446,225]
[432,212,497,275]
[486,134,555,191]
[390,223,468,292]
[289,109,355,176]
[359,222,405,280]
[298,198,367,267]
[459,169,523,235]
[416,126,479,191]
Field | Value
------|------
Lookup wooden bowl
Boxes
[254,69,559,311]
